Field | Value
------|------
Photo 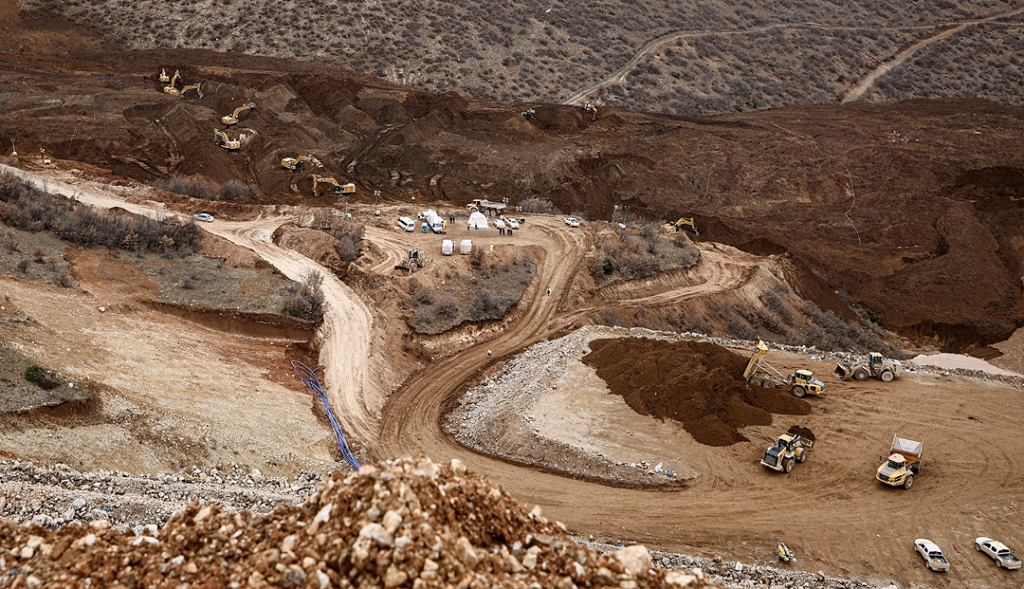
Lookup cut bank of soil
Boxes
[583,338,810,446]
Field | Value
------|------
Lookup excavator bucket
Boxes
[833,363,852,381]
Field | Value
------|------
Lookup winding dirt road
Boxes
[7,165,1020,587]
[564,6,1024,107]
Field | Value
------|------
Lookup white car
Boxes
[915,539,950,572]
[506,218,520,229]
[564,217,580,227]
[976,537,1022,570]
[192,213,214,223]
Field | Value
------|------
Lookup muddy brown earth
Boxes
[0,13,1019,353]
[583,338,810,446]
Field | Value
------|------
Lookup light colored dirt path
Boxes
[564,7,1024,107]
[0,164,382,449]
[841,4,1024,102]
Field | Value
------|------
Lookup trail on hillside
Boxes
[841,4,1024,102]
[564,6,1024,106]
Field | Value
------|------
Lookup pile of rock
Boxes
[0,456,718,589]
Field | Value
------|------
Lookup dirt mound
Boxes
[583,338,810,446]
[0,457,718,589]
[786,425,816,442]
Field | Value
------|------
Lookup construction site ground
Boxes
[0,12,1022,589]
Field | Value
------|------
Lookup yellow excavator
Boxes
[663,217,699,236]
[312,175,355,196]
[214,129,240,151]
[281,154,323,171]
[179,83,203,99]
[161,70,182,95]
[222,102,256,125]
[159,68,171,83]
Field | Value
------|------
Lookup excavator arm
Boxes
[222,102,256,125]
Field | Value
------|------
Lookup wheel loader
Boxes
[396,249,426,273]
[834,352,903,382]
[222,102,256,125]
[743,339,825,397]
[760,433,813,473]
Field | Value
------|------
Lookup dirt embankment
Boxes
[583,338,809,446]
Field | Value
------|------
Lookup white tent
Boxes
[467,211,488,229]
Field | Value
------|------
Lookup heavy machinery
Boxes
[776,540,797,563]
[760,433,813,473]
[396,249,426,273]
[876,435,922,489]
[663,217,699,236]
[312,175,355,197]
[834,353,903,382]
[521,108,536,121]
[40,148,51,167]
[222,102,256,125]
[159,68,170,83]
[743,339,825,397]
[214,129,240,151]
[281,155,323,171]
[179,83,203,99]
[583,102,598,121]
[161,70,181,95]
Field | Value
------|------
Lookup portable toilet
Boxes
[421,222,430,233]
[441,239,454,256]
[460,239,472,255]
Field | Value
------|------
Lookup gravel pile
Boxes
[0,460,321,530]
[0,456,721,589]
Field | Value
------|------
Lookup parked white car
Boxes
[976,537,1022,570]
[564,217,580,227]
[192,213,214,223]
[915,539,950,572]
[506,218,520,229]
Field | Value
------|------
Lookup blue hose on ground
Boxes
[291,360,361,470]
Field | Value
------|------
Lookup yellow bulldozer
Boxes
[281,154,323,171]
[743,339,824,398]
[312,175,355,197]
[222,102,256,126]
[214,129,240,151]
[663,217,699,236]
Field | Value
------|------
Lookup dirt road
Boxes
[842,4,1024,102]
[7,165,1021,586]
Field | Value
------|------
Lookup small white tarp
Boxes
[467,211,488,229]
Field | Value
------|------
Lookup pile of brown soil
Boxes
[0,457,718,589]
[583,338,810,446]
[787,425,816,442]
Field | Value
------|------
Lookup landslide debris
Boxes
[0,456,717,589]
[583,339,810,446]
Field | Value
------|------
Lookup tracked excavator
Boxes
[159,68,170,83]
[281,155,323,171]
[222,102,256,125]
[312,175,355,197]
[161,70,181,95]
[743,339,824,398]
[214,129,241,151]
[179,83,204,99]
[663,217,699,236]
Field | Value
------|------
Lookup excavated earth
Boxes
[0,10,1020,355]
[582,338,810,446]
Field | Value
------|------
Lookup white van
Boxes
[397,217,416,232]
[460,239,473,255]
[441,239,454,256]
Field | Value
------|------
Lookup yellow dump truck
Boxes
[876,435,923,489]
